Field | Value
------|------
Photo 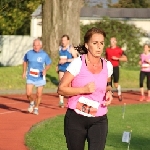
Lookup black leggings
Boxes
[64,109,108,150]
[139,71,150,90]
[111,66,119,87]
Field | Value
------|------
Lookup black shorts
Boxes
[112,66,119,83]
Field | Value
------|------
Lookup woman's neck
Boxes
[86,54,100,65]
[144,52,149,55]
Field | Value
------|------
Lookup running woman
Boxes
[58,27,113,150]
[139,44,150,101]
[105,37,127,101]
[22,39,51,115]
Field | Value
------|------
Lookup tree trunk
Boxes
[42,0,83,58]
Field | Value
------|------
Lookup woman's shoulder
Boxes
[71,56,82,63]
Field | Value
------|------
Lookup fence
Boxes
[0,35,35,66]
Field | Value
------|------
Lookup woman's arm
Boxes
[106,77,112,91]
[57,71,95,97]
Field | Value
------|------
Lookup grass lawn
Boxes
[25,103,150,150]
[0,65,143,90]
[0,64,59,90]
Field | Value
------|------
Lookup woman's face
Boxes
[144,45,149,53]
[85,33,105,57]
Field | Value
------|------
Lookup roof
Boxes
[31,5,150,18]
[81,7,150,18]
[31,5,42,17]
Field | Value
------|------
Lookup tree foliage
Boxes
[0,0,41,35]
[109,0,150,8]
[83,0,104,7]
[80,17,147,66]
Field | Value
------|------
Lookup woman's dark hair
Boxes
[75,27,106,54]
[61,34,70,40]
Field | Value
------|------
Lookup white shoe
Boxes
[33,108,39,115]
[59,102,64,108]
[28,103,34,113]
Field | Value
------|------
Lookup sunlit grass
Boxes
[25,103,150,150]
[0,64,144,90]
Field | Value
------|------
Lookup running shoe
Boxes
[59,102,64,108]
[28,103,34,113]
[33,108,39,115]
[139,95,145,101]
[118,95,122,101]
[146,97,150,102]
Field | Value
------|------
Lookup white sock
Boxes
[30,101,34,105]
[59,95,64,103]
[117,85,121,95]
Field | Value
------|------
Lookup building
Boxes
[31,6,150,43]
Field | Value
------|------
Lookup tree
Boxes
[0,0,41,35]
[42,0,83,58]
[109,0,150,8]
[80,17,147,66]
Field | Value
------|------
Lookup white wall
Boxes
[31,17,150,39]
[0,35,35,66]
[31,18,42,38]
[127,19,150,36]
[80,18,150,36]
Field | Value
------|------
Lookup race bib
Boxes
[142,63,149,68]
[29,68,39,77]
[74,96,100,117]
[60,56,67,59]
[142,64,150,71]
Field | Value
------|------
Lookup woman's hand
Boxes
[83,82,95,94]
[104,91,113,106]
[144,59,150,64]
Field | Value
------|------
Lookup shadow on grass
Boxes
[46,74,59,86]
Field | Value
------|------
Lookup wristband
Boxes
[107,82,111,86]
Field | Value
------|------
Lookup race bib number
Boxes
[142,64,150,71]
[29,68,39,77]
[74,96,100,117]
[60,56,67,59]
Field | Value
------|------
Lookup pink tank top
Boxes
[140,53,150,72]
[67,54,108,117]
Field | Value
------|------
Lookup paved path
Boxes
[0,90,148,150]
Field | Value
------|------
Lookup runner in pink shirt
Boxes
[58,27,113,150]
[139,44,150,101]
